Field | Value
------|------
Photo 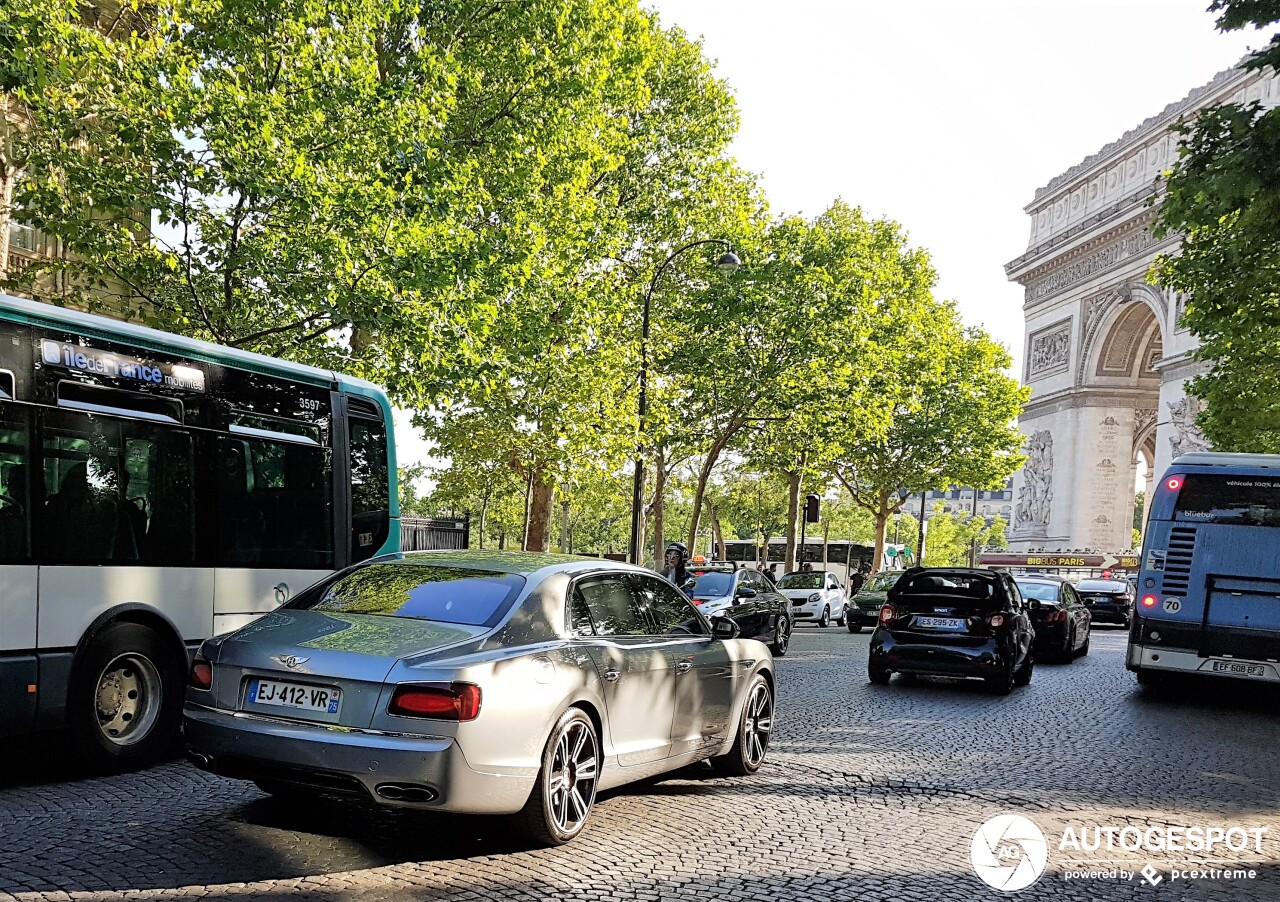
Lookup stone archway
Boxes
[1071,295,1164,552]
[1005,61,1263,554]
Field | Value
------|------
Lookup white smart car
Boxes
[776,570,848,627]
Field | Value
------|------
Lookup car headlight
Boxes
[808,593,821,603]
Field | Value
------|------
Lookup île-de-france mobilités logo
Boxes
[970,814,1050,892]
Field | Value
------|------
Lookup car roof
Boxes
[367,550,644,579]
[903,567,1000,580]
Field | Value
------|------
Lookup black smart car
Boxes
[868,567,1035,695]
[1016,576,1091,662]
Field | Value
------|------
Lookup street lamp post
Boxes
[628,239,740,566]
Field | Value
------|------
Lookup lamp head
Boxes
[714,251,741,273]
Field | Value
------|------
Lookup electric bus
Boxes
[0,293,399,769]
[1128,452,1280,687]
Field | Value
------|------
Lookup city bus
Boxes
[0,292,400,769]
[1128,452,1280,687]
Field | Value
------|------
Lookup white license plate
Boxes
[1211,661,1267,677]
[251,678,342,714]
[916,616,966,631]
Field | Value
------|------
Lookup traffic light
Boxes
[805,493,820,524]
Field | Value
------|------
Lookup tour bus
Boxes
[0,292,400,769]
[1128,452,1280,687]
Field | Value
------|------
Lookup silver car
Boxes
[184,551,776,845]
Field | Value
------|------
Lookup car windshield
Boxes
[684,571,734,597]
[862,575,898,593]
[778,573,824,590]
[288,564,525,626]
[1016,581,1061,602]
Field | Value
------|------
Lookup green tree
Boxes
[830,298,1028,572]
[1153,0,1280,449]
[919,506,1009,567]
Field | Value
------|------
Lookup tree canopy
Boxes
[3,0,1030,562]
[1154,0,1280,449]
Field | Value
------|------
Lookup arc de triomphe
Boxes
[1005,63,1280,553]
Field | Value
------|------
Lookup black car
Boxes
[846,571,902,632]
[868,567,1035,695]
[1016,576,1091,662]
[1075,578,1134,628]
[681,565,793,656]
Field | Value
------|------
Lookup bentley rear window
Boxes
[290,564,525,626]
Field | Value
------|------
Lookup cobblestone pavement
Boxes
[4,626,1280,901]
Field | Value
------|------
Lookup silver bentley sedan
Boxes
[184,551,776,845]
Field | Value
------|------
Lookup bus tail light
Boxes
[389,683,482,721]
[1141,595,1158,608]
[189,655,213,690]
[879,604,895,623]
[1165,474,1185,492]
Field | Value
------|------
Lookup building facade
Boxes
[1005,63,1280,553]
[902,481,1015,529]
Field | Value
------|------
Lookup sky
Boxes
[394,0,1267,476]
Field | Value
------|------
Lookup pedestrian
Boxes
[660,542,691,587]
[849,564,869,594]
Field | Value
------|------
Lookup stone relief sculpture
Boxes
[1168,397,1211,458]
[1015,430,1054,534]
[1029,326,1071,375]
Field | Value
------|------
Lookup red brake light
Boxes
[1141,595,1157,608]
[879,604,895,623]
[189,656,212,690]
[1166,475,1184,492]
[1057,610,1069,623]
[988,613,1006,628]
[389,683,482,721]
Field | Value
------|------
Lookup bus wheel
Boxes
[70,622,184,773]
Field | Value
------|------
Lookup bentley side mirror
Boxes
[711,616,740,640]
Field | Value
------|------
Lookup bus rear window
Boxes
[1174,474,1280,527]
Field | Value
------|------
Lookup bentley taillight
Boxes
[189,655,213,690]
[389,683,482,721]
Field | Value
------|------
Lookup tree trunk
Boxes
[520,468,533,550]
[871,501,890,573]
[822,519,830,569]
[706,496,725,560]
[478,495,489,550]
[0,162,14,283]
[650,442,666,566]
[685,439,728,551]
[525,468,555,552]
[0,94,14,284]
[784,468,801,573]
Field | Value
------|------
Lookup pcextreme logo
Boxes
[970,814,1050,892]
